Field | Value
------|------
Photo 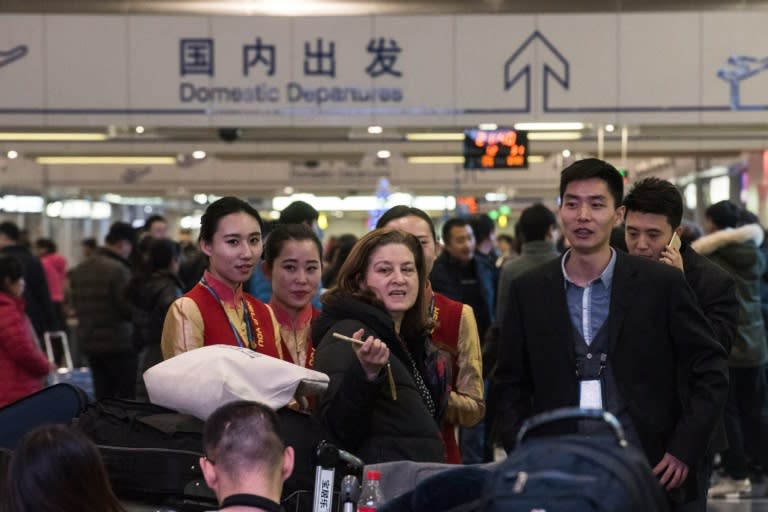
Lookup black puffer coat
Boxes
[312,296,445,464]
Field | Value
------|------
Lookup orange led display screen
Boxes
[463,128,528,169]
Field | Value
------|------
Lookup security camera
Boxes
[218,128,242,142]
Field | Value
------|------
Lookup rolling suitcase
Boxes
[0,383,88,450]
[480,407,669,512]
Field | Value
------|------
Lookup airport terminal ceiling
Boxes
[0,0,767,202]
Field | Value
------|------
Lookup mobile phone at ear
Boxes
[668,232,681,250]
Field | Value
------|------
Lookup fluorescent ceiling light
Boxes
[36,156,177,165]
[405,133,464,142]
[407,156,464,164]
[527,132,582,141]
[0,132,108,141]
[478,123,498,131]
[527,155,546,164]
[367,126,383,135]
[0,195,44,213]
[377,150,391,159]
[513,122,584,131]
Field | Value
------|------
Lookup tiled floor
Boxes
[710,498,768,511]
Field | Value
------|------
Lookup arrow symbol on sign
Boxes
[0,45,28,68]
[504,31,569,113]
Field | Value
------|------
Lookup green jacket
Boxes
[692,224,767,367]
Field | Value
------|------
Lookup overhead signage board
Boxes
[0,12,765,126]
[464,128,528,169]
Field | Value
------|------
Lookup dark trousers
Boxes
[674,457,713,512]
[722,366,767,479]
[88,352,139,400]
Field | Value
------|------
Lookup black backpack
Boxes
[480,408,669,512]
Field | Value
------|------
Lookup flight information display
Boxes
[464,128,528,169]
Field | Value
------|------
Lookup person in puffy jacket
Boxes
[0,255,54,407]
[312,228,448,464]
[127,238,184,399]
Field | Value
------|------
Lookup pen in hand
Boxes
[332,332,397,401]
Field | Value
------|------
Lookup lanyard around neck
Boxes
[200,276,255,348]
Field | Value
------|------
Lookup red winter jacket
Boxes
[0,293,51,407]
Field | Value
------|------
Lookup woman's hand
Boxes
[351,328,390,381]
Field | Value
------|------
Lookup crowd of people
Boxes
[1,157,767,511]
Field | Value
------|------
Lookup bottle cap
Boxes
[366,470,381,481]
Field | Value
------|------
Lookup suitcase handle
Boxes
[516,407,629,448]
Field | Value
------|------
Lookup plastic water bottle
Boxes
[357,470,385,512]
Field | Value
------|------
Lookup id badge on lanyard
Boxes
[579,379,603,409]
[577,353,607,409]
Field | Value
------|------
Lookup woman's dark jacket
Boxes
[129,270,183,350]
[312,296,445,464]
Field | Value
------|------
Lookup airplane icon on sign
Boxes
[0,45,28,68]
[717,55,768,111]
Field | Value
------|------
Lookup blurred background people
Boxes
[322,233,358,289]
[68,222,137,400]
[0,255,55,407]
[693,200,767,498]
[127,238,184,400]
[0,221,57,338]
[143,214,169,240]
[34,237,68,332]
[494,233,518,268]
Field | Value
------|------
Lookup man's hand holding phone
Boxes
[660,232,684,271]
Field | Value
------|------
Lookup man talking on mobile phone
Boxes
[623,177,738,511]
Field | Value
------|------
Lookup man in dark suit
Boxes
[493,159,729,508]
[623,177,738,510]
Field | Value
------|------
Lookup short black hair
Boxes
[376,205,437,242]
[144,214,168,231]
[469,214,495,244]
[35,237,57,254]
[0,221,21,242]
[622,177,684,229]
[560,158,623,209]
[441,217,470,245]
[518,203,556,243]
[0,255,23,293]
[705,200,742,230]
[279,201,318,225]
[203,400,284,477]
[105,222,137,246]
[147,238,181,271]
